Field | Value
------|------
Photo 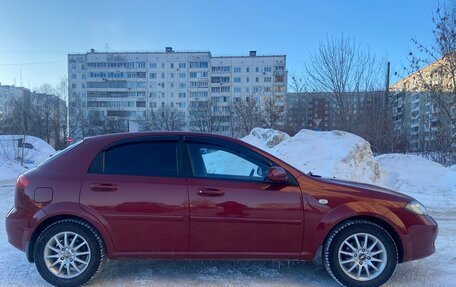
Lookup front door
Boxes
[80,137,189,253]
[184,137,303,255]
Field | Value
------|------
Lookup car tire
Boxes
[34,219,106,287]
[323,219,398,287]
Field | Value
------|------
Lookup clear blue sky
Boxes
[0,0,440,89]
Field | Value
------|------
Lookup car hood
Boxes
[312,176,413,202]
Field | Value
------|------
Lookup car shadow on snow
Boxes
[92,260,338,287]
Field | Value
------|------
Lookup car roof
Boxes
[84,131,244,145]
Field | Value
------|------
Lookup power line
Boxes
[0,60,65,66]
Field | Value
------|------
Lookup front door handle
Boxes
[197,188,225,197]
[90,183,118,192]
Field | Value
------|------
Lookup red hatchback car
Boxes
[6,132,437,287]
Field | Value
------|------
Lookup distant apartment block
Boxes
[68,48,287,139]
[390,56,455,151]
[285,91,386,135]
[0,83,67,148]
[0,84,26,120]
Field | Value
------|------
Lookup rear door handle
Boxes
[90,183,118,192]
[197,188,225,197]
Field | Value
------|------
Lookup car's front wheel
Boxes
[323,219,398,287]
[34,219,106,287]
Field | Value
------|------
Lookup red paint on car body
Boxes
[5,132,437,264]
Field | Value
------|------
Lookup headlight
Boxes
[405,200,428,215]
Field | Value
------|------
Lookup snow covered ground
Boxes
[0,130,455,286]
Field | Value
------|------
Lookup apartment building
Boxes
[390,56,455,151]
[0,84,26,120]
[68,48,286,139]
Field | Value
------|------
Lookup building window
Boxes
[211,86,230,93]
[190,91,208,98]
[179,72,186,78]
[189,61,208,68]
[189,81,209,88]
[161,63,165,68]
[161,73,165,79]
[234,87,241,93]
[150,63,157,69]
[246,77,249,83]
[179,83,186,89]
[71,74,76,79]
[211,66,231,73]
[234,67,241,73]
[179,63,186,68]
[264,77,272,82]
[179,92,186,98]
[234,77,241,83]
[255,67,259,72]
[150,73,157,79]
[246,67,250,72]
[170,63,174,68]
[211,77,230,83]
[255,77,259,82]
[264,66,272,72]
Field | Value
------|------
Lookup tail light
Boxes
[15,174,29,208]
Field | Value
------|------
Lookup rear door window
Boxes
[91,141,179,177]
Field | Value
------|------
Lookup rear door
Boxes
[184,136,303,255]
[80,137,189,253]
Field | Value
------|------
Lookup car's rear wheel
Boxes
[34,219,106,287]
[323,219,398,287]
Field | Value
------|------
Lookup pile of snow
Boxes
[242,128,456,212]
[0,135,55,181]
[242,129,381,184]
[242,128,289,151]
[376,154,456,213]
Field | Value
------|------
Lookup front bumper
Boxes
[401,215,438,262]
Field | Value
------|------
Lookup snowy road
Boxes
[1,179,455,287]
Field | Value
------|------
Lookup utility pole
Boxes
[19,65,23,87]
[385,62,390,101]
[384,61,392,151]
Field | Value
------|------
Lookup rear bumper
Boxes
[5,207,31,252]
[401,215,438,262]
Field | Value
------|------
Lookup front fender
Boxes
[302,200,405,260]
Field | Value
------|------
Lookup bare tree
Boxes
[306,35,384,131]
[232,98,264,137]
[407,3,456,127]
[143,105,185,131]
[263,96,285,130]
[188,99,223,133]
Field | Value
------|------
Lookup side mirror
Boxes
[267,166,287,183]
